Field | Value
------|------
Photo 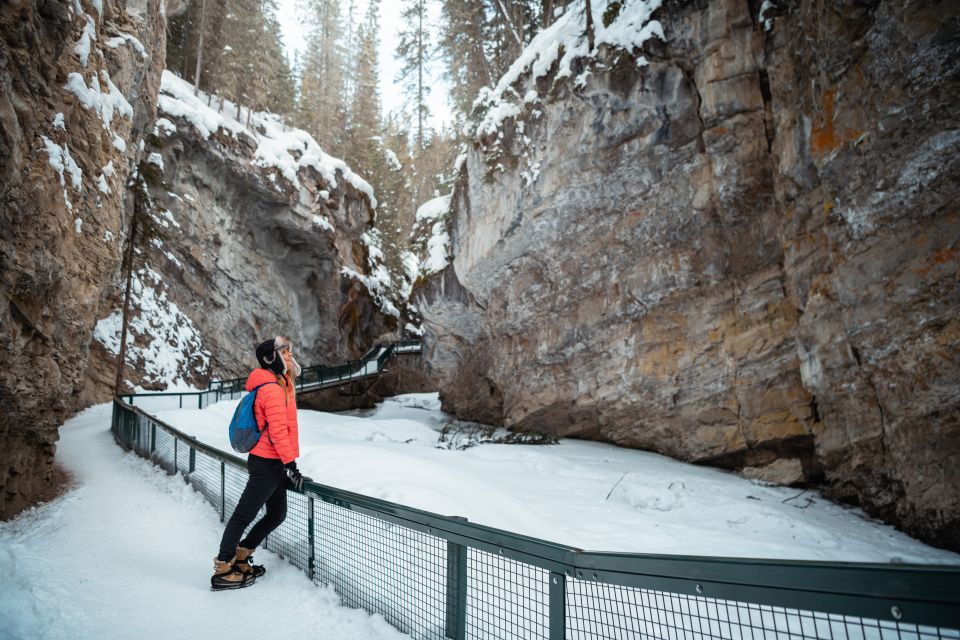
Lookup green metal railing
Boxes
[110,396,960,640]
[121,342,421,412]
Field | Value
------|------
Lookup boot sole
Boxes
[210,578,256,591]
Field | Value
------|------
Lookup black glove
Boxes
[284,461,311,491]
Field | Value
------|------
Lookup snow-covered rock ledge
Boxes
[84,73,400,397]
[158,71,376,207]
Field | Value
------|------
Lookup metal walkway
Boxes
[121,340,422,411]
[212,339,420,394]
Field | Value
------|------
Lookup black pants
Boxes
[217,454,287,561]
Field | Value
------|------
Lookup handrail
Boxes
[110,396,960,632]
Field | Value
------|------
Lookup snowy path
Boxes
[0,404,408,640]
[3,395,956,639]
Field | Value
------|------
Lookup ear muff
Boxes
[256,339,285,374]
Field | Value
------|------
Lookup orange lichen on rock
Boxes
[810,90,863,156]
[810,90,838,155]
[914,246,959,276]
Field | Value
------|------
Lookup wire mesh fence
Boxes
[265,489,312,573]
[111,399,960,640]
[563,581,959,640]
[467,549,550,639]
[314,498,449,637]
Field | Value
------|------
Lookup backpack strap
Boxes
[251,382,282,442]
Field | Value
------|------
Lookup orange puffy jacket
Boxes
[246,367,299,464]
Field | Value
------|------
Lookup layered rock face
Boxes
[0,0,165,518]
[81,75,396,400]
[417,1,960,549]
[1,1,393,519]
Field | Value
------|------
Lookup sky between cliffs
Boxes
[275,0,454,129]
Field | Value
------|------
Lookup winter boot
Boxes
[235,546,266,578]
[211,556,256,591]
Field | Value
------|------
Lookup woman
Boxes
[211,336,307,590]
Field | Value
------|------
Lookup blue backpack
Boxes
[228,382,279,453]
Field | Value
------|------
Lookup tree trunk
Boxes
[543,0,555,28]
[476,40,495,88]
[417,0,424,152]
[585,0,595,50]
[193,0,207,95]
[114,191,140,394]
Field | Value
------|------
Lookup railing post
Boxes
[307,496,315,580]
[179,395,183,409]
[150,422,156,454]
[189,446,196,473]
[220,461,226,522]
[549,572,566,640]
[133,411,139,449]
[446,517,468,640]
[174,438,178,473]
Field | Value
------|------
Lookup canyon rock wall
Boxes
[1,1,395,520]
[81,74,396,401]
[0,0,165,518]
[417,0,960,549]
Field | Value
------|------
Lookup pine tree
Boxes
[372,113,417,287]
[439,0,494,122]
[436,0,544,127]
[346,2,413,296]
[259,0,296,116]
[166,0,294,120]
[297,0,349,155]
[382,113,415,221]
[485,0,540,82]
[396,0,432,153]
[220,0,264,118]
[348,0,383,175]
[343,0,358,107]
[166,0,228,93]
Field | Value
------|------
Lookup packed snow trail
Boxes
[0,404,409,640]
[3,397,956,640]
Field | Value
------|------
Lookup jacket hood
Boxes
[246,368,282,391]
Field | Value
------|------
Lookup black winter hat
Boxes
[256,339,286,375]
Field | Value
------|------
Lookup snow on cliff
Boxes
[417,194,453,276]
[94,266,210,391]
[406,193,453,283]
[471,0,664,149]
[157,71,376,208]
